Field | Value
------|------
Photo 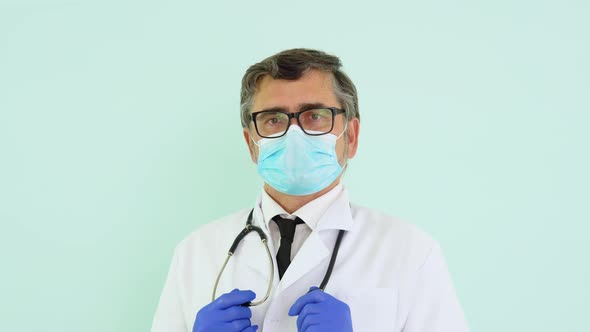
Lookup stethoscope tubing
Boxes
[212,210,275,306]
[212,209,345,306]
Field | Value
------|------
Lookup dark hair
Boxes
[240,48,359,128]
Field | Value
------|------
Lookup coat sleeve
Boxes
[150,245,190,332]
[402,242,470,332]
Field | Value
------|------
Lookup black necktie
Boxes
[273,215,305,280]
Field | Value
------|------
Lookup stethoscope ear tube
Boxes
[228,228,250,254]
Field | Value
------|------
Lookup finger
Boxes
[306,286,320,293]
[298,312,321,332]
[221,318,250,331]
[288,289,326,316]
[214,290,257,310]
[299,303,320,318]
[302,325,321,332]
[241,325,259,332]
[222,305,252,321]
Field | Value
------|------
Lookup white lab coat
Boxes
[151,189,469,331]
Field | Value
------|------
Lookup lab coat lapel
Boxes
[231,227,275,326]
[277,230,330,293]
[239,236,275,286]
[277,190,354,294]
[242,204,279,290]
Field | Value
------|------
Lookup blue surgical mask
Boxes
[254,125,346,196]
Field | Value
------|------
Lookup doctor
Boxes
[151,48,469,332]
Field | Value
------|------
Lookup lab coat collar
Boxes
[277,189,354,293]
[258,183,345,231]
[314,187,354,232]
[248,185,355,294]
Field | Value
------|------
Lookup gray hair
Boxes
[239,48,360,128]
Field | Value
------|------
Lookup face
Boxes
[243,69,360,165]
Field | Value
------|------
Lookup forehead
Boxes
[252,69,340,112]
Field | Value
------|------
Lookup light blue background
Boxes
[1,0,588,331]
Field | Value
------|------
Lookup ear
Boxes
[243,128,258,164]
[345,118,360,159]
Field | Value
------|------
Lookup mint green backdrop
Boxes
[1,1,588,331]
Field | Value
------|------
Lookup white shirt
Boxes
[260,183,343,261]
[151,186,469,331]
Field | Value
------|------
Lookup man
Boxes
[151,48,469,332]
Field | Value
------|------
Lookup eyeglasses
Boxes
[251,107,346,138]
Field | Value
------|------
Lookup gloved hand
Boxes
[193,288,258,332]
[288,286,353,332]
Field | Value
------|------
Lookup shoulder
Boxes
[350,203,435,246]
[350,203,437,271]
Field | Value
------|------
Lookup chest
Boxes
[200,228,402,331]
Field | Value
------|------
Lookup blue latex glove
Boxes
[193,288,258,332]
[288,286,353,332]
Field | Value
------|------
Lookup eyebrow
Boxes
[256,102,328,113]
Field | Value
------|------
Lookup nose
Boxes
[287,116,299,128]
[280,113,300,133]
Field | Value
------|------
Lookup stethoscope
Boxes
[212,209,346,306]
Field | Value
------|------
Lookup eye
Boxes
[304,109,331,121]
[265,116,286,126]
[256,112,287,127]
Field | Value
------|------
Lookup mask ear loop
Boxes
[335,120,348,140]
[250,132,260,147]
[336,120,350,169]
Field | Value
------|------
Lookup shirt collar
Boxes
[259,183,344,231]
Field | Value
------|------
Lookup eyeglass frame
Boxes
[250,107,347,139]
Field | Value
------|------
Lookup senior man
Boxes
[151,48,469,332]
